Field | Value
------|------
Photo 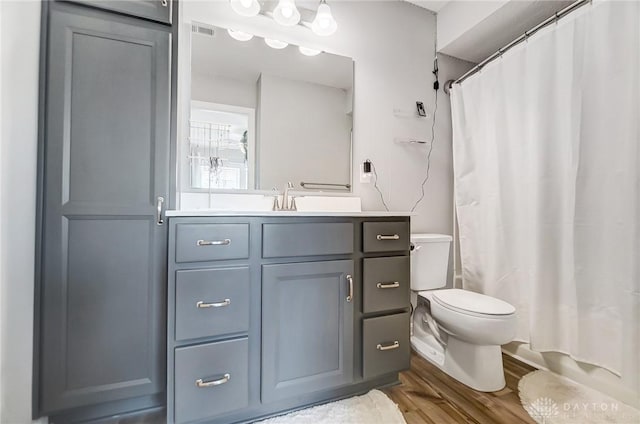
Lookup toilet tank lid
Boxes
[411,234,453,243]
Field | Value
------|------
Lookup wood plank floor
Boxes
[383,352,538,424]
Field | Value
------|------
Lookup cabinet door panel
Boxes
[63,0,172,24]
[262,223,353,258]
[362,313,411,380]
[362,222,410,253]
[175,267,251,341]
[262,260,354,402]
[363,256,410,313]
[174,339,249,424]
[39,4,170,414]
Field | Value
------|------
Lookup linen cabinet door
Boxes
[37,4,170,416]
[62,0,173,24]
[261,260,355,402]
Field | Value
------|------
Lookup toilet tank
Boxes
[410,234,453,291]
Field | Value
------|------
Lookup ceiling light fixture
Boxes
[229,0,261,17]
[311,0,337,36]
[227,29,254,41]
[299,46,322,56]
[273,0,301,27]
[265,38,289,49]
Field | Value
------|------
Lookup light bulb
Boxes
[299,46,322,56]
[318,17,331,29]
[265,38,289,49]
[312,1,337,36]
[273,0,300,26]
[227,29,254,42]
[229,0,260,17]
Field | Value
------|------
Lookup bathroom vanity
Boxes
[166,212,411,424]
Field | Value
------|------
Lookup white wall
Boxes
[182,0,470,236]
[0,1,41,423]
[437,0,573,63]
[191,73,257,109]
[257,74,351,190]
[0,2,3,420]
[437,0,505,57]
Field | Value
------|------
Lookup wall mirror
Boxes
[182,23,354,193]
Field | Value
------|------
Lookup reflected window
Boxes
[188,102,254,190]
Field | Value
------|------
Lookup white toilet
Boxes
[410,234,517,392]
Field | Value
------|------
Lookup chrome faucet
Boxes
[279,182,296,211]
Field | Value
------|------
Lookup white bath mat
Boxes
[519,370,640,424]
[255,389,406,424]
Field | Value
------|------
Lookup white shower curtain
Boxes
[451,0,639,391]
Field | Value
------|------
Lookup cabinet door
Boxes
[262,260,354,403]
[63,0,172,24]
[38,4,170,415]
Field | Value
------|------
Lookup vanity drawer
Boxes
[175,267,250,341]
[363,256,410,313]
[362,312,410,380]
[362,221,410,253]
[262,222,353,258]
[176,223,249,263]
[174,338,249,423]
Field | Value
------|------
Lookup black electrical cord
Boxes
[371,162,390,212]
[410,56,439,213]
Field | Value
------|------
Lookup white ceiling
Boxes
[404,0,452,13]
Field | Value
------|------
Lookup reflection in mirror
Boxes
[184,23,354,193]
[189,102,255,190]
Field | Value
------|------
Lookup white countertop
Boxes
[166,210,414,217]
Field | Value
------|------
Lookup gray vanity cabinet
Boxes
[167,216,410,424]
[261,260,355,402]
[36,2,171,420]
[63,0,173,24]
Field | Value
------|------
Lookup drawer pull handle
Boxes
[197,299,231,309]
[195,374,230,388]
[197,239,231,247]
[377,341,400,351]
[346,274,354,303]
[376,234,400,241]
[377,282,400,289]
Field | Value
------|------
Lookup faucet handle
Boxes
[270,188,280,211]
[287,181,294,189]
[290,196,297,211]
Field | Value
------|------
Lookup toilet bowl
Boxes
[410,234,517,392]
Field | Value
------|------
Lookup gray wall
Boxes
[182,1,466,236]
[257,74,351,190]
[191,73,257,109]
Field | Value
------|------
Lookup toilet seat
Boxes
[423,289,515,317]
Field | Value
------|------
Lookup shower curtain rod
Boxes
[451,0,591,87]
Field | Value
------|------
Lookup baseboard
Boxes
[502,342,640,409]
